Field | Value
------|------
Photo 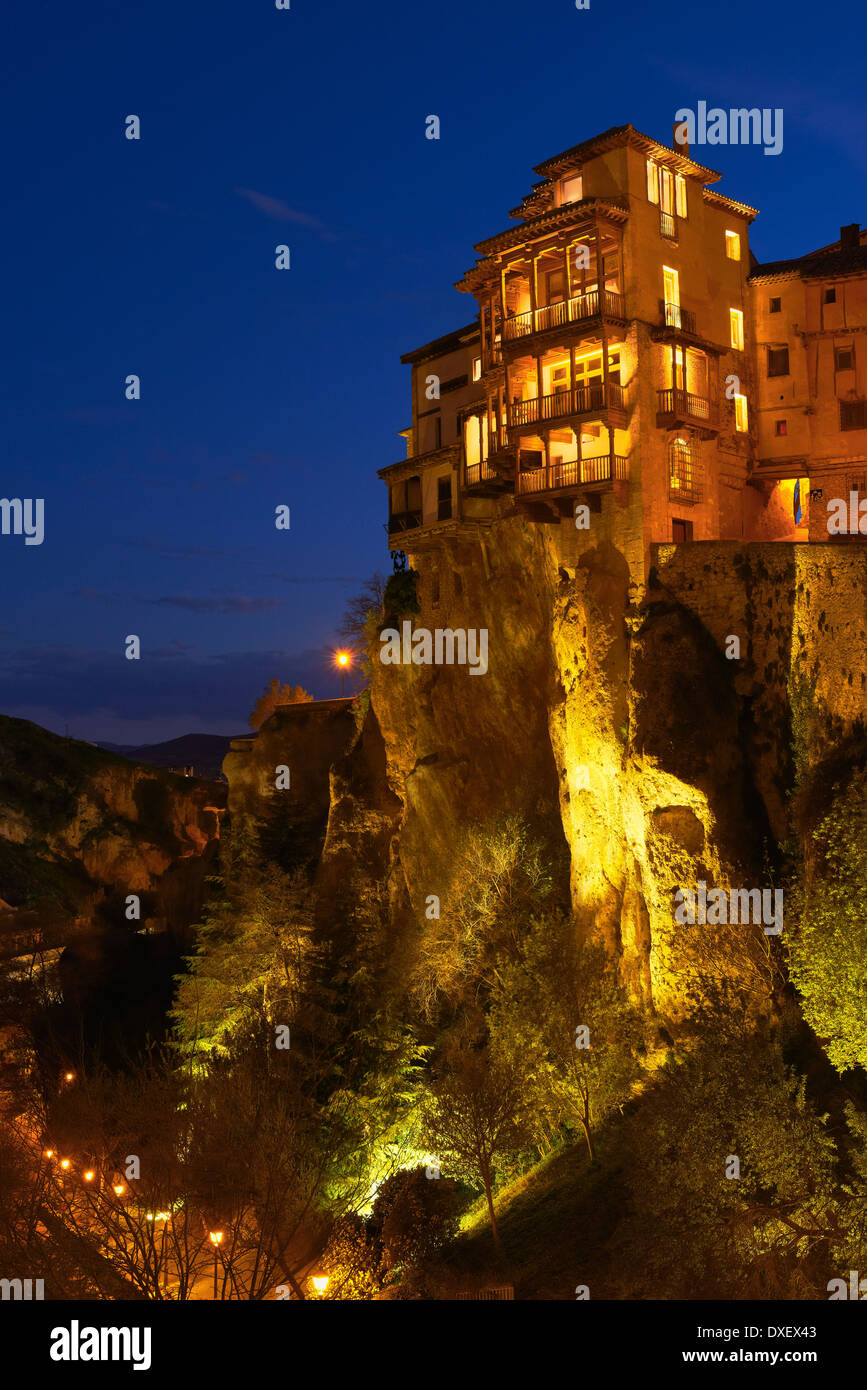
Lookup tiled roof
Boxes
[399,322,479,366]
[749,243,867,284]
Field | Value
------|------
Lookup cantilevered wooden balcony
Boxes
[508,381,625,431]
[656,387,719,432]
[516,453,629,496]
[502,288,625,348]
[387,509,423,534]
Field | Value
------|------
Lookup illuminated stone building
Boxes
[379,124,867,577]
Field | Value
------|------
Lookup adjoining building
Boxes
[380,123,867,577]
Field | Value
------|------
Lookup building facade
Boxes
[380,124,867,578]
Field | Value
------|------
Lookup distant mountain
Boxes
[96,733,251,779]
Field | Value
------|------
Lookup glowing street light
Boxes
[209,1231,224,1301]
[83,1170,95,1183]
[333,649,352,697]
[64,1071,75,1083]
[113,1183,126,1197]
[60,1159,71,1171]
[44,1149,54,1160]
[311,1274,330,1298]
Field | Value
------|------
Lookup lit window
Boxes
[725,230,740,261]
[675,174,687,219]
[472,356,482,381]
[646,158,659,205]
[561,173,583,204]
[734,394,749,432]
[729,309,744,351]
[669,436,702,502]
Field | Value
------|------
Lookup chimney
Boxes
[674,120,689,157]
[840,223,860,249]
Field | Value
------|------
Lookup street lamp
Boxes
[60,1159,71,1171]
[113,1183,126,1197]
[209,1231,224,1301]
[83,1170,95,1183]
[334,650,351,697]
[311,1274,330,1298]
[64,1071,75,1083]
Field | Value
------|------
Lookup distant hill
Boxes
[96,733,251,779]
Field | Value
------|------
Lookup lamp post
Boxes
[334,650,351,697]
[311,1274,330,1299]
[209,1231,224,1301]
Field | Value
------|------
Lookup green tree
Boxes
[421,1045,528,1246]
[249,678,314,731]
[490,914,642,1162]
[787,767,867,1074]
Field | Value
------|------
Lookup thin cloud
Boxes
[148,594,284,615]
[235,187,336,240]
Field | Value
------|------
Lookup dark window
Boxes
[436,475,452,521]
[840,400,867,431]
[454,571,463,597]
[769,296,781,313]
[836,346,855,372]
[519,449,544,470]
[433,416,442,449]
[775,420,787,436]
[767,346,790,377]
[672,518,694,542]
[825,287,837,304]
[431,570,440,606]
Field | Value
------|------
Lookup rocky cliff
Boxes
[226,522,867,1031]
[0,715,223,954]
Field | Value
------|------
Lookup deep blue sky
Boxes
[2,0,864,743]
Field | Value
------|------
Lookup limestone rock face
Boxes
[0,716,222,945]
[224,523,867,1027]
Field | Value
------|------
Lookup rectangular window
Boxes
[675,174,687,219]
[825,287,837,304]
[661,262,680,309]
[659,167,674,215]
[729,309,744,351]
[775,419,787,436]
[725,231,741,261]
[835,346,855,372]
[672,518,694,542]
[769,296,781,313]
[734,394,749,432]
[436,475,452,521]
[546,269,566,305]
[767,346,790,377]
[561,173,583,204]
[646,158,659,204]
[840,400,867,431]
[472,356,482,381]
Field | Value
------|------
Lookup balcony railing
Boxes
[517,454,629,495]
[508,381,624,428]
[483,339,503,368]
[388,509,422,534]
[659,299,697,335]
[657,387,716,425]
[465,461,496,487]
[502,288,625,341]
[659,210,677,240]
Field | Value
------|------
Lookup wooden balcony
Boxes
[656,387,719,431]
[465,461,495,486]
[502,288,625,345]
[659,210,677,241]
[508,381,625,430]
[657,299,697,336]
[387,509,423,534]
[516,453,629,496]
